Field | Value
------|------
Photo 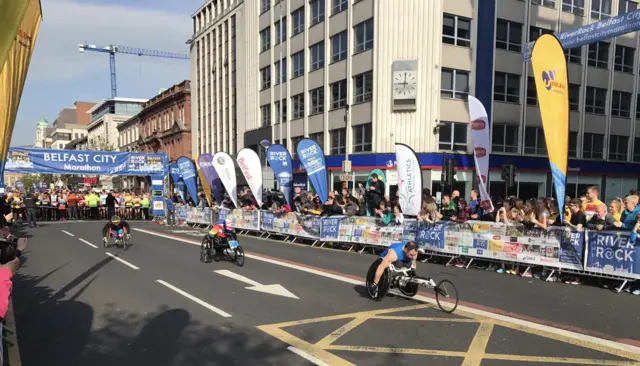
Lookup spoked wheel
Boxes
[122,236,131,250]
[229,246,245,267]
[365,258,391,301]
[435,279,459,313]
[200,237,212,263]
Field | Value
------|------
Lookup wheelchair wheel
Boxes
[435,279,459,314]
[365,258,391,301]
[398,281,419,297]
[231,246,245,267]
[122,236,130,250]
[200,236,212,263]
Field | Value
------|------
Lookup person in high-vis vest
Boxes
[141,194,150,220]
[88,192,100,220]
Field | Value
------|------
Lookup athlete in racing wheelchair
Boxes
[102,215,131,247]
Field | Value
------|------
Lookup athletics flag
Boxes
[0,0,42,181]
[395,143,422,216]
[531,34,569,221]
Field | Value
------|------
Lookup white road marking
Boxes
[133,228,640,355]
[61,230,75,237]
[105,252,140,270]
[287,346,330,366]
[214,270,299,299]
[78,238,98,249]
[155,279,232,318]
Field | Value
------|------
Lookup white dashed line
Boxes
[105,252,140,270]
[78,238,98,249]
[61,230,75,237]
[155,279,232,318]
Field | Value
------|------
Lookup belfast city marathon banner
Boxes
[4,147,168,176]
[297,138,328,204]
[267,144,294,209]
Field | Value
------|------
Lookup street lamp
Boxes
[433,122,448,208]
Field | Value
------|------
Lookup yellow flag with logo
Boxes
[531,34,568,221]
[0,0,31,67]
[198,167,213,206]
[0,0,42,171]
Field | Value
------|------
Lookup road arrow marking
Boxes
[214,269,299,299]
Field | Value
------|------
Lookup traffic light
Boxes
[444,159,456,186]
[501,164,517,187]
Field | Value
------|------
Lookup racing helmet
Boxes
[111,215,121,225]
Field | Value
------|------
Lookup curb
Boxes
[4,298,21,366]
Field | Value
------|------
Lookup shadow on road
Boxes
[12,256,293,366]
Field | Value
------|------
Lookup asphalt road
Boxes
[9,221,640,366]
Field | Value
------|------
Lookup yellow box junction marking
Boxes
[257,303,640,365]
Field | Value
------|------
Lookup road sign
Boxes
[340,174,353,182]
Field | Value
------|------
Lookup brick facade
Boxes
[74,101,95,126]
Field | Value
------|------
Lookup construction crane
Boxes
[78,44,190,98]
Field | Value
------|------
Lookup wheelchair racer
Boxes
[102,215,131,244]
[207,217,234,255]
[370,241,436,295]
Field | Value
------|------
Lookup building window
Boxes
[310,87,324,114]
[569,84,580,111]
[310,41,325,70]
[562,0,584,15]
[588,41,609,68]
[261,104,271,126]
[591,0,612,19]
[274,58,287,84]
[609,135,629,161]
[438,122,468,151]
[585,87,607,115]
[331,31,348,62]
[634,137,640,161]
[292,51,304,78]
[494,72,520,103]
[330,128,346,154]
[274,99,287,122]
[292,7,305,35]
[636,95,640,118]
[583,132,604,159]
[354,19,374,53]
[564,47,582,64]
[529,26,553,42]
[353,71,373,103]
[611,90,632,117]
[491,124,519,153]
[442,14,471,47]
[331,79,347,109]
[496,19,523,53]
[261,0,271,13]
[526,77,537,106]
[260,27,271,52]
[569,131,578,158]
[260,66,271,90]
[621,0,638,14]
[524,126,547,155]
[310,132,324,151]
[292,93,304,119]
[274,19,286,44]
[441,68,469,100]
[532,0,556,8]
[353,123,372,152]
[332,0,347,14]
[310,0,325,25]
[614,45,634,73]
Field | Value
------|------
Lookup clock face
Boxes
[393,70,417,99]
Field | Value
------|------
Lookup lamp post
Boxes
[433,122,447,209]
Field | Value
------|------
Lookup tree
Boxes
[86,136,116,152]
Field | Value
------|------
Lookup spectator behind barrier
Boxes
[586,203,616,231]
[614,195,640,230]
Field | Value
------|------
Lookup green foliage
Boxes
[86,136,116,152]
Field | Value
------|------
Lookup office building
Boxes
[191,0,640,202]
[86,97,147,150]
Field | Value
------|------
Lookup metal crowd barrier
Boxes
[174,207,639,290]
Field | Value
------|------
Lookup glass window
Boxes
[532,0,556,8]
[441,68,469,100]
[609,135,629,161]
[562,0,585,15]
[442,14,471,47]
[611,90,632,118]
[310,132,324,152]
[491,124,519,153]
[292,51,304,78]
[310,41,325,70]
[569,131,578,158]
[274,99,287,123]
[274,19,286,44]
[260,66,271,90]
[588,41,610,68]
[310,0,325,26]
[438,122,468,151]
[330,128,346,154]
[354,19,374,53]
[636,95,640,118]
[585,87,607,115]
[331,79,347,109]
[528,26,553,42]
[583,132,604,159]
[614,45,634,73]
[331,31,348,62]
[292,93,304,119]
[353,123,372,152]
[569,84,580,111]
[526,77,537,106]
[564,47,582,64]
[494,72,521,103]
[496,19,523,52]
[592,0,612,19]
[261,104,271,126]
[292,7,304,35]
[353,71,373,103]
[620,0,638,14]
[634,137,640,162]
[261,0,271,13]
[524,126,547,155]
[332,0,347,14]
[260,27,271,52]
[310,87,324,114]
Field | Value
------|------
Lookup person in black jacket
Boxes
[323,196,344,216]
[367,174,384,216]
[105,192,117,220]
[586,203,616,231]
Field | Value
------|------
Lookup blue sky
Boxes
[10,0,204,146]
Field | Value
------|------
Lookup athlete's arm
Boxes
[101,223,110,237]
[121,221,131,234]
[373,250,398,286]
